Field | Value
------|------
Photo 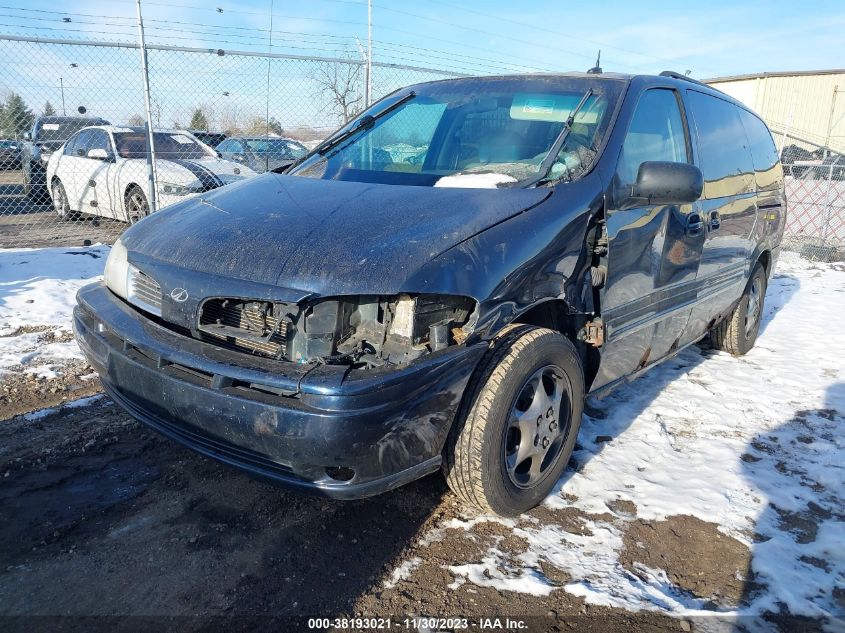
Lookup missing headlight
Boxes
[289,294,477,367]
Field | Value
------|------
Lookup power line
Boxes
[0,10,548,75]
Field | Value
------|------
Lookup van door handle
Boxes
[709,210,721,231]
[686,212,704,236]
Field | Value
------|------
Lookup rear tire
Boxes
[51,179,76,221]
[443,326,584,517]
[710,263,767,356]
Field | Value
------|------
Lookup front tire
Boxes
[444,326,584,516]
[124,185,149,222]
[710,262,767,356]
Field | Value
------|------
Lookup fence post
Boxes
[822,164,835,246]
[135,0,158,214]
[365,0,372,108]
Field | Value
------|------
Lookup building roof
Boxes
[704,69,845,84]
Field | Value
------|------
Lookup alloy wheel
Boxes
[503,364,571,489]
[745,277,761,336]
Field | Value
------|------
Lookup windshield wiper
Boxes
[315,90,417,157]
[516,89,594,189]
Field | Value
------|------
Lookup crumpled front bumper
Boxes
[73,282,485,499]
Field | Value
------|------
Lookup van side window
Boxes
[616,88,688,188]
[738,109,783,191]
[686,91,755,198]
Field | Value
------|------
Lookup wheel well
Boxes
[513,299,600,389]
[757,250,772,277]
[50,175,61,187]
[515,300,577,338]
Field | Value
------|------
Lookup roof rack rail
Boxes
[659,70,713,89]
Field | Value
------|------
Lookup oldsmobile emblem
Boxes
[170,287,189,303]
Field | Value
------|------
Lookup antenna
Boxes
[587,50,602,74]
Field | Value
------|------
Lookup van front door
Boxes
[593,87,705,391]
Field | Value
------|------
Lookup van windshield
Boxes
[289,76,623,187]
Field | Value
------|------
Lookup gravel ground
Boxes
[0,399,721,632]
[0,385,838,632]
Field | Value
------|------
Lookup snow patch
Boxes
[430,253,845,618]
[21,394,106,421]
[0,245,108,376]
[383,557,422,589]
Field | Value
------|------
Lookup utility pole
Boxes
[135,0,158,213]
[365,0,372,108]
[59,76,65,115]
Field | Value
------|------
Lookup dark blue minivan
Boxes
[74,71,785,516]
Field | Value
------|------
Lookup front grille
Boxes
[198,298,289,359]
[128,266,162,316]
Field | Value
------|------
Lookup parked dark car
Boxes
[21,115,109,201]
[74,72,785,516]
[189,129,228,149]
[0,139,21,170]
[216,135,308,172]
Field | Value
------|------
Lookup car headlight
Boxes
[104,238,129,299]
[159,181,202,196]
[290,294,477,366]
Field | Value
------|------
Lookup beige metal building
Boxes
[705,69,844,155]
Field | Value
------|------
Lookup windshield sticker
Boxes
[41,123,61,130]
[170,135,194,144]
[510,93,599,123]
[111,127,133,133]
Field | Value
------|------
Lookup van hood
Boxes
[121,173,550,296]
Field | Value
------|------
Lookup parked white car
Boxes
[46,126,256,222]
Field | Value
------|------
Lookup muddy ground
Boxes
[0,387,827,633]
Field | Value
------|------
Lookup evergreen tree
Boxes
[189,108,208,130]
[0,93,34,139]
[43,101,56,116]
[268,116,284,136]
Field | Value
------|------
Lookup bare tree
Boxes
[314,60,363,125]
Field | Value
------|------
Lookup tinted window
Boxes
[687,91,755,198]
[218,139,243,153]
[35,118,108,142]
[616,88,688,187]
[88,129,111,154]
[738,109,783,191]
[113,132,212,159]
[63,131,81,156]
[71,130,94,156]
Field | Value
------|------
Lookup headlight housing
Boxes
[159,181,203,196]
[103,238,129,299]
[290,294,477,366]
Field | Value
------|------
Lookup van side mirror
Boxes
[631,161,703,205]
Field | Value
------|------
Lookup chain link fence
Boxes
[0,34,462,248]
[1,33,843,261]
[776,124,845,261]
